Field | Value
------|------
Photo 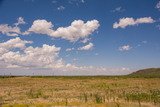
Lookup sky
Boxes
[0,0,160,76]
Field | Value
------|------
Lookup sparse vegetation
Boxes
[0,75,160,107]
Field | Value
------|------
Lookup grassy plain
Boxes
[0,76,160,107]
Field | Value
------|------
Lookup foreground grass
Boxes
[0,76,160,107]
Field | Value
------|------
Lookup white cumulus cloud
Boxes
[0,37,32,58]
[66,48,74,51]
[57,6,65,11]
[0,24,22,36]
[0,17,26,36]
[0,18,100,42]
[113,17,155,28]
[78,42,94,50]
[156,1,160,11]
[0,38,126,75]
[111,7,125,13]
[14,17,26,26]
[119,45,132,51]
[28,19,53,35]
[0,37,32,50]
[28,19,100,42]
[0,38,64,69]
[81,38,91,43]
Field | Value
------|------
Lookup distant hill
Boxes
[129,68,160,78]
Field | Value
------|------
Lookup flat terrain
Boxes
[0,76,160,107]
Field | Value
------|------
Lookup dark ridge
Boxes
[128,68,160,78]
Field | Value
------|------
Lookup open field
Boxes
[0,76,160,107]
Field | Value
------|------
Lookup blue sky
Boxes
[0,0,160,75]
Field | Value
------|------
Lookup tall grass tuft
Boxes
[0,96,3,106]
[26,89,43,98]
[83,93,88,103]
[94,93,104,103]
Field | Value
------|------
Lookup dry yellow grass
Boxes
[0,76,160,107]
